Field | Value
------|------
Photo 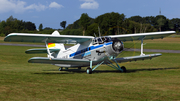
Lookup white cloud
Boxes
[0,0,63,13]
[80,0,99,9]
[49,2,63,9]
[25,4,47,11]
[0,0,25,13]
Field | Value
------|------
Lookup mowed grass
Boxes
[0,45,180,101]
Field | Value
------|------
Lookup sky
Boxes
[0,0,180,29]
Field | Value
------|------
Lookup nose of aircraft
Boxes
[112,38,124,53]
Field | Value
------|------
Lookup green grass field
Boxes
[0,44,180,100]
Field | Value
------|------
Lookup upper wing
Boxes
[4,31,94,44]
[109,31,175,41]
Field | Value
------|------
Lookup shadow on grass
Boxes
[34,72,75,75]
[33,67,180,74]
[126,67,180,73]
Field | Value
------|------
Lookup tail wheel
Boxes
[86,67,92,74]
[121,66,126,73]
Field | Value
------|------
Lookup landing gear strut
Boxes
[105,60,127,73]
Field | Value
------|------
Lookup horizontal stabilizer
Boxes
[114,53,162,63]
[25,48,60,54]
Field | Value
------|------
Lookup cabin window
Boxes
[97,38,103,44]
[93,38,98,45]
[105,37,112,42]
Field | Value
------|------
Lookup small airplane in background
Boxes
[4,31,175,74]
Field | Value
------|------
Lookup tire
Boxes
[86,67,92,74]
[121,66,126,73]
[59,67,63,71]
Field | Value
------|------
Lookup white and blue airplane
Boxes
[4,31,175,74]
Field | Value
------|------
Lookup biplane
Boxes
[4,31,175,74]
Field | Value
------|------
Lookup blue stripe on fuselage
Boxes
[69,42,112,57]
[82,51,91,57]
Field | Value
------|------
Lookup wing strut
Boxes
[140,36,146,56]
[45,38,53,58]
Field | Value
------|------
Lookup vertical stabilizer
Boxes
[48,31,66,51]
[48,43,65,51]
[52,30,60,36]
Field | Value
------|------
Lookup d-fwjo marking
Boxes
[4,31,175,74]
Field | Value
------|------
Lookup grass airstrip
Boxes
[0,36,180,100]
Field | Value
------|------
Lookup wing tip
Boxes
[4,33,18,42]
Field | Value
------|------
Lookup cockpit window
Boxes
[92,38,98,45]
[102,37,112,42]
[93,37,112,45]
[97,38,103,44]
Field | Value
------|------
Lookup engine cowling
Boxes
[112,38,124,54]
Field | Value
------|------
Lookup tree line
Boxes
[0,16,60,36]
[1,13,180,37]
[0,16,36,36]
[64,12,180,36]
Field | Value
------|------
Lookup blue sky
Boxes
[0,0,179,29]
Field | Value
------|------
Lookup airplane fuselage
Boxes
[54,37,124,67]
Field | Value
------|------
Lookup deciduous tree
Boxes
[39,23,43,31]
[60,21,66,29]
[79,13,90,36]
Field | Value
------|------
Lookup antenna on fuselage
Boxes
[94,33,97,37]
[98,26,101,37]
[98,26,104,43]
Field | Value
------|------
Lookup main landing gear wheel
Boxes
[59,67,63,71]
[86,67,92,74]
[121,66,126,73]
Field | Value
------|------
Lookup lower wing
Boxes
[28,53,161,67]
[113,53,162,63]
[28,57,90,66]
